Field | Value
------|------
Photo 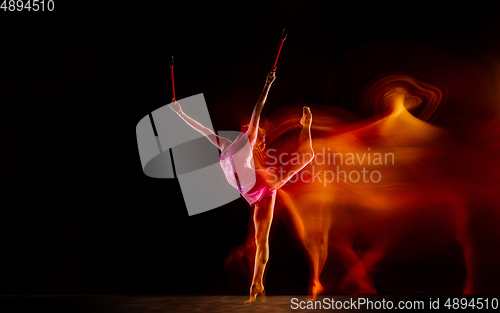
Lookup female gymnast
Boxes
[169,69,315,303]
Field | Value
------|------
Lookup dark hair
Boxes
[241,124,266,141]
[241,124,267,169]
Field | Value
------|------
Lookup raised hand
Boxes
[169,98,183,114]
[265,69,276,86]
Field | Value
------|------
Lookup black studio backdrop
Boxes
[0,1,499,295]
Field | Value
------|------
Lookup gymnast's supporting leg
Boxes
[246,194,276,303]
[246,106,314,303]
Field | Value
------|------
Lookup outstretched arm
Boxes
[169,99,231,151]
[247,70,276,146]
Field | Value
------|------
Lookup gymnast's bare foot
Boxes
[245,283,265,304]
[300,106,312,126]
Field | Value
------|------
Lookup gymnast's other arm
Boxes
[169,99,231,151]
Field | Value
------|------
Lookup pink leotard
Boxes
[219,132,276,206]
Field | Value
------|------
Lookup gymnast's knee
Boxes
[254,233,269,248]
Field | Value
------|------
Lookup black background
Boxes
[0,1,499,296]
